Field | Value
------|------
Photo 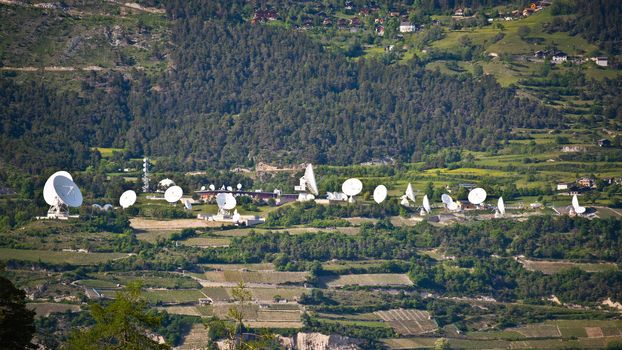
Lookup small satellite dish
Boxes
[373,185,387,204]
[400,196,410,207]
[468,188,487,205]
[447,201,459,211]
[52,175,83,207]
[298,193,316,202]
[119,190,137,208]
[498,197,505,215]
[201,186,206,191]
[227,186,233,192]
[223,193,237,210]
[44,171,74,205]
[405,183,415,202]
[237,183,242,190]
[184,200,192,210]
[92,204,102,210]
[423,195,431,213]
[441,194,453,205]
[342,178,363,197]
[572,194,579,210]
[164,186,183,203]
[103,204,114,211]
[209,184,215,191]
[274,189,281,195]
[232,209,241,223]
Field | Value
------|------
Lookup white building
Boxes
[399,22,416,33]
[592,56,608,67]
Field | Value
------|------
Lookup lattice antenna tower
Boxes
[142,157,150,193]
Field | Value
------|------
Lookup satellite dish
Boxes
[92,204,102,210]
[44,171,74,205]
[373,185,387,204]
[232,209,241,223]
[184,200,192,210]
[342,178,363,197]
[441,194,453,205]
[201,186,206,191]
[572,194,579,210]
[227,186,233,192]
[423,195,431,213]
[237,183,242,190]
[305,164,319,196]
[575,206,586,214]
[52,175,83,207]
[216,193,227,208]
[119,190,137,208]
[103,204,114,211]
[468,188,487,205]
[400,196,410,207]
[447,201,459,211]
[298,193,316,202]
[209,184,215,191]
[164,186,183,203]
[405,183,415,202]
[498,197,505,215]
[223,193,237,210]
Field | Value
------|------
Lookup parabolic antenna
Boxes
[342,178,363,197]
[103,204,113,211]
[52,175,83,207]
[184,200,192,210]
[400,196,410,207]
[119,190,137,208]
[305,164,319,196]
[498,197,506,215]
[423,195,431,213]
[237,183,242,190]
[468,188,487,205]
[232,209,241,223]
[223,193,237,210]
[447,201,459,211]
[216,193,227,208]
[44,171,74,205]
[164,186,183,203]
[373,185,388,204]
[209,184,215,191]
[227,186,233,192]
[405,183,415,202]
[92,204,102,210]
[572,194,579,210]
[441,194,453,205]
[575,206,586,214]
[201,186,206,191]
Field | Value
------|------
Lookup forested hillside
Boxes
[0,1,561,173]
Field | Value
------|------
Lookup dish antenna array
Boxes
[342,178,363,203]
[295,164,319,202]
[164,186,183,204]
[216,193,237,217]
[442,194,460,211]
[43,171,83,219]
[142,157,150,193]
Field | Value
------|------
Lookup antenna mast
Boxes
[142,157,150,193]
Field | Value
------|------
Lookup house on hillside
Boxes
[350,17,361,26]
[557,183,569,191]
[252,9,278,24]
[597,138,611,147]
[522,8,534,16]
[577,177,596,188]
[454,8,464,16]
[592,57,608,67]
[551,52,567,64]
[375,25,385,36]
[399,22,416,33]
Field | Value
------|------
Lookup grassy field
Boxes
[375,309,438,336]
[27,302,82,318]
[143,289,205,304]
[519,259,619,274]
[0,248,127,265]
[203,270,308,285]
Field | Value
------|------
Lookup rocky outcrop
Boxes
[275,332,362,350]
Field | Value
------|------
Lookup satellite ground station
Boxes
[295,164,319,202]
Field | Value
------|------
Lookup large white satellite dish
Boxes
[342,178,363,197]
[305,164,319,196]
[441,194,453,205]
[405,183,415,202]
[373,185,387,204]
[44,171,73,205]
[423,195,431,213]
[216,193,227,208]
[223,193,237,210]
[498,197,506,215]
[572,194,586,214]
[164,186,183,203]
[468,188,487,205]
[52,175,83,207]
[119,190,137,208]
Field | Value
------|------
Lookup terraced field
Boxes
[375,309,438,336]
[321,273,413,287]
